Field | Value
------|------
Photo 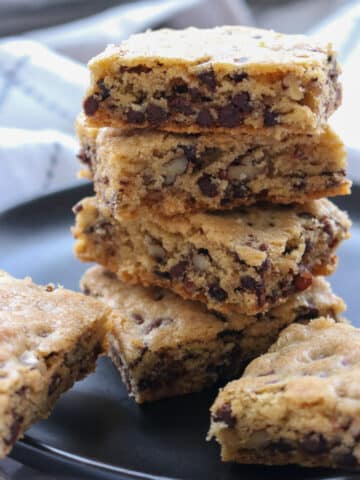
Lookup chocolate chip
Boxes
[233,72,248,82]
[103,270,117,279]
[198,248,209,256]
[294,271,313,291]
[323,218,336,247]
[213,402,236,427]
[77,148,92,167]
[304,238,313,254]
[180,144,197,164]
[48,374,62,396]
[132,313,144,325]
[198,69,216,91]
[196,109,214,127]
[151,288,165,301]
[189,87,202,102]
[97,79,110,99]
[126,108,145,124]
[208,283,228,302]
[232,92,252,113]
[295,306,319,322]
[82,286,90,295]
[125,65,152,74]
[197,174,218,197]
[169,261,187,279]
[109,346,133,393]
[172,79,188,94]
[231,183,250,198]
[146,104,168,124]
[4,415,24,446]
[298,212,315,220]
[167,96,193,115]
[217,104,243,127]
[264,107,278,127]
[300,433,328,454]
[153,270,171,280]
[83,96,99,116]
[73,201,83,213]
[144,316,173,334]
[257,257,270,275]
[240,276,258,291]
[209,310,228,322]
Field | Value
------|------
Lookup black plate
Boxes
[0,184,359,480]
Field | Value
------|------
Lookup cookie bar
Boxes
[209,317,360,470]
[83,26,341,133]
[0,270,111,457]
[73,196,350,316]
[77,115,349,217]
[81,266,345,403]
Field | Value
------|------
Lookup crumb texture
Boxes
[77,115,350,217]
[73,196,350,315]
[0,270,110,457]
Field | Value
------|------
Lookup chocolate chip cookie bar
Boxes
[83,26,341,133]
[73,196,350,316]
[209,317,360,470]
[0,270,111,457]
[81,267,345,403]
[77,115,349,217]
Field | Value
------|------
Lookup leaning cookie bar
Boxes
[81,267,345,403]
[83,26,341,133]
[73,196,350,316]
[0,270,111,457]
[209,318,360,469]
[77,115,350,217]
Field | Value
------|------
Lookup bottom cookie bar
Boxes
[81,266,344,403]
[209,317,360,470]
[0,270,111,457]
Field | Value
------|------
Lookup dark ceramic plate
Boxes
[0,184,359,480]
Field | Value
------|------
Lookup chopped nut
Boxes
[163,156,188,185]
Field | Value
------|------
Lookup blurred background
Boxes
[0,0,359,478]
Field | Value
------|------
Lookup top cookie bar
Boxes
[83,26,341,133]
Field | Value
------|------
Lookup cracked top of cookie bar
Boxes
[0,270,110,394]
[223,317,360,402]
[89,26,337,74]
[153,199,350,268]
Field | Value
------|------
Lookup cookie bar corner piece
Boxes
[209,317,360,470]
[0,270,111,457]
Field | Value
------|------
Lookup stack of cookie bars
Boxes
[74,26,351,415]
